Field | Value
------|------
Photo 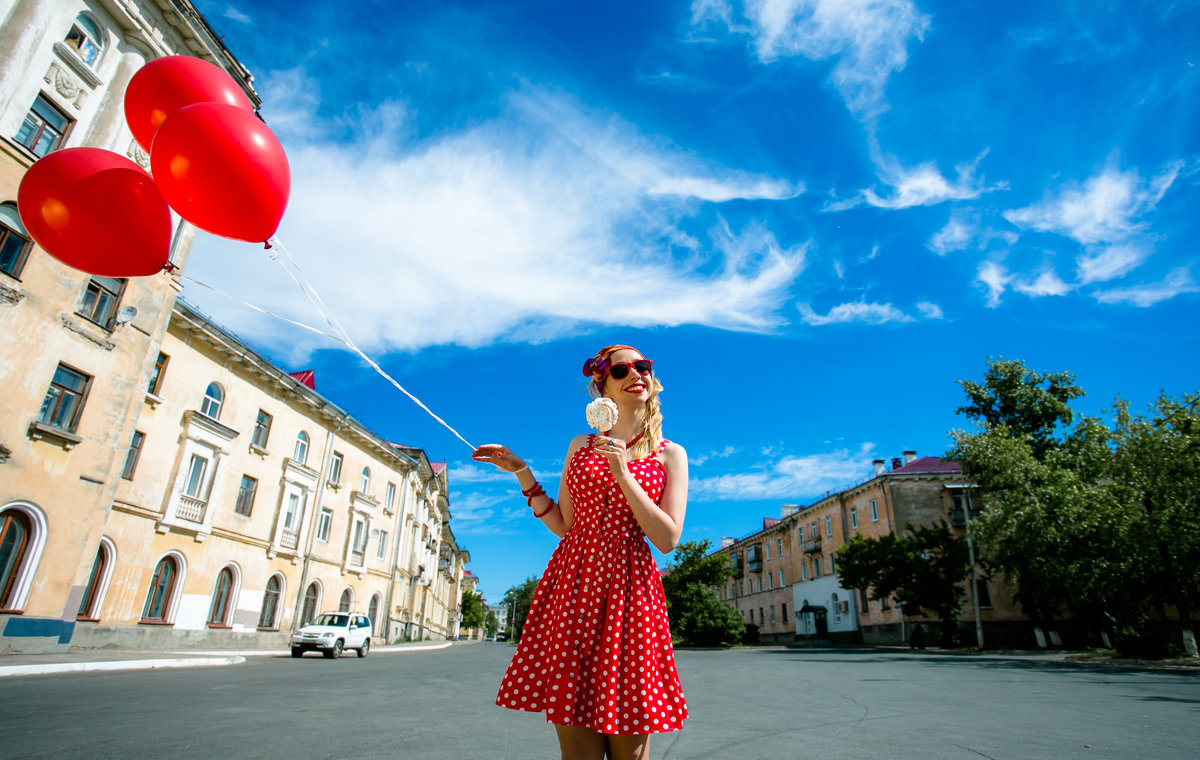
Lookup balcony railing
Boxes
[177,495,207,522]
[281,528,299,549]
[747,560,763,573]
[803,539,822,554]
[350,549,365,566]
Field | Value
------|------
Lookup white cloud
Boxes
[928,212,976,255]
[183,80,805,356]
[976,261,1012,308]
[1075,243,1150,284]
[689,443,876,501]
[798,300,914,325]
[830,152,1002,212]
[1014,269,1072,298]
[691,445,738,467]
[915,301,944,319]
[442,491,522,536]
[222,5,252,25]
[1003,162,1181,245]
[692,0,929,119]
[1093,267,1198,307]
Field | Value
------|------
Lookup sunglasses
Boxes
[606,359,653,380]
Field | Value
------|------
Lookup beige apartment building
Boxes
[0,0,468,653]
[712,452,1028,647]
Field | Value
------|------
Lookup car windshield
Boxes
[312,614,348,627]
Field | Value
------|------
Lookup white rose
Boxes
[585,397,619,431]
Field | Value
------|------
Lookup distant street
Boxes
[2,644,1197,759]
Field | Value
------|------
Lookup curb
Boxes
[0,656,245,678]
[165,642,454,656]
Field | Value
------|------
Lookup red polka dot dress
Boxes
[495,436,688,735]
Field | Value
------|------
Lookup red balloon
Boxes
[150,103,290,243]
[125,55,255,153]
[17,148,172,277]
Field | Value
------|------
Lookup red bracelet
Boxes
[521,482,546,505]
[532,500,555,518]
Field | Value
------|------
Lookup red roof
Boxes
[431,462,447,475]
[892,456,961,474]
[288,370,316,389]
[762,517,781,529]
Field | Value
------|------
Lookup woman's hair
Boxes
[581,344,663,460]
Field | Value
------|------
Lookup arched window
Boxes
[294,431,310,465]
[367,594,381,634]
[339,587,353,613]
[142,556,179,621]
[258,574,283,630]
[360,467,371,494]
[301,582,320,626]
[64,13,105,67]
[0,511,32,609]
[200,382,224,419]
[77,537,115,620]
[0,202,33,279]
[208,566,236,626]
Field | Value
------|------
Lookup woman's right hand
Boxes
[471,444,526,473]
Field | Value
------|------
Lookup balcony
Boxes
[949,508,981,527]
[747,559,763,574]
[280,528,299,549]
[350,549,365,566]
[177,495,207,523]
[803,538,822,554]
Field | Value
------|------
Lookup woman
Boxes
[472,344,689,760]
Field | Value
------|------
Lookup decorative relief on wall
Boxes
[43,62,89,110]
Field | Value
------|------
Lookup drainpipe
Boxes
[383,457,418,642]
[964,489,985,649]
[290,411,348,633]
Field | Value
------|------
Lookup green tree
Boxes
[502,576,539,642]
[956,358,1084,457]
[460,590,486,631]
[837,523,971,646]
[661,540,745,647]
[484,610,499,638]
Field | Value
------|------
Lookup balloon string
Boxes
[177,274,348,345]
[263,235,477,452]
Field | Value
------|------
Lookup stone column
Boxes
[0,0,56,109]
[85,39,148,153]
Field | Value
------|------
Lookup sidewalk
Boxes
[0,639,459,678]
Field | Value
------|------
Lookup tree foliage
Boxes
[837,523,970,646]
[951,358,1199,656]
[502,576,539,642]
[661,540,745,647]
[484,610,499,638]
[459,589,486,630]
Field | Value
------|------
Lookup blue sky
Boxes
[183,0,1199,604]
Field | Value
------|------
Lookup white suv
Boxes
[290,612,372,659]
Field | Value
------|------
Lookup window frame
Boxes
[76,276,125,329]
[251,410,273,450]
[0,511,32,609]
[15,93,72,157]
[258,574,283,630]
[147,352,169,397]
[38,363,92,433]
[207,566,235,627]
[200,382,224,420]
[316,507,333,542]
[0,202,33,279]
[64,13,105,67]
[360,466,371,494]
[141,556,178,623]
[301,582,320,626]
[121,430,145,480]
[234,475,257,517]
[294,431,310,465]
[870,499,880,522]
[329,451,344,485]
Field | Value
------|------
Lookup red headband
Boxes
[581,344,638,387]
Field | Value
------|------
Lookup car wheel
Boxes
[357,638,370,658]
[324,639,343,659]
[291,647,303,658]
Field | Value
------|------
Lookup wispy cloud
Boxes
[1093,267,1198,307]
[976,261,1012,308]
[444,491,523,536]
[1075,243,1151,284]
[691,0,929,119]
[690,443,877,501]
[184,78,805,356]
[1014,269,1073,298]
[1003,162,1181,245]
[692,445,739,467]
[222,4,252,25]
[927,210,1018,255]
[915,301,944,319]
[797,300,915,325]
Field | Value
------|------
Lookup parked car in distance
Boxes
[496,633,506,642]
[290,612,372,659]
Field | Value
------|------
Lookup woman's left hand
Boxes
[592,436,630,473]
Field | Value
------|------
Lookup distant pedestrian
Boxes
[911,623,926,650]
[473,344,689,760]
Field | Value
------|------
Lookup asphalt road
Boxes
[1,644,1197,759]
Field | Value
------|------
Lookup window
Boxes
[797,525,804,541]
[283,493,301,530]
[147,352,169,396]
[208,567,235,626]
[339,588,353,613]
[141,556,178,621]
[850,506,859,530]
[0,203,32,278]
[825,515,833,537]
[870,499,879,522]
[200,383,224,419]
[777,538,783,557]
[15,94,71,157]
[757,577,763,593]
[121,431,145,480]
[301,583,320,625]
[801,563,808,582]
[38,364,92,432]
[975,579,993,608]
[258,575,282,629]
[64,13,104,66]
[384,482,396,512]
[882,595,890,610]
[77,276,124,328]
[830,554,837,574]
[0,511,32,609]
[779,570,785,587]
[316,508,332,542]
[351,519,367,554]
[77,540,111,619]
[367,595,380,632]
[770,606,776,625]
[183,454,209,499]
[377,530,388,559]
[251,410,272,449]
[294,431,310,465]
[360,467,371,494]
[767,573,773,590]
[813,557,822,579]
[781,603,788,623]
[764,543,770,561]
[329,451,344,484]
[235,476,257,516]
[811,521,817,540]
[860,589,870,613]
[758,608,764,625]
